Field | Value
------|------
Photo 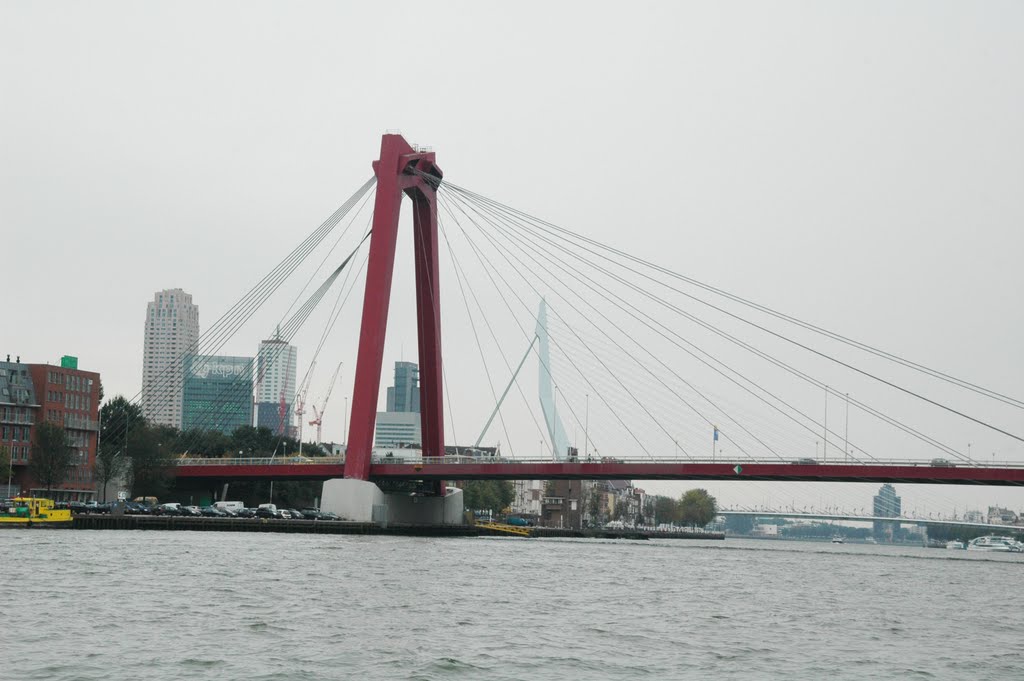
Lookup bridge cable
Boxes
[103,178,376,449]
[437,210,517,457]
[444,191,756,460]
[437,179,1024,411]
[132,204,372,444]
[446,189,785,462]
[443,188,888,463]
[440,194,663,460]
[437,195,603,458]
[175,234,372,451]
[436,198,558,457]
[443,185,981,463]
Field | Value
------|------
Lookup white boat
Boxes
[966,536,1023,552]
[831,536,844,544]
[945,540,964,550]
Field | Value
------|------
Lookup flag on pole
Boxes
[713,426,719,442]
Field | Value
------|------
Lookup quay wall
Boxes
[72,515,724,540]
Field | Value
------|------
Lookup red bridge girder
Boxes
[174,461,1024,486]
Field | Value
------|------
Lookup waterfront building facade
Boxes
[255,335,297,437]
[2,355,101,501]
[181,354,253,435]
[141,288,199,428]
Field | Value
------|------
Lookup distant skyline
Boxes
[3,2,1022,514]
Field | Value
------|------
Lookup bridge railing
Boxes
[173,455,1024,468]
[175,456,345,466]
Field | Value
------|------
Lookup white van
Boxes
[214,501,245,513]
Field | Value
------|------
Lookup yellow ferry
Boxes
[0,497,73,527]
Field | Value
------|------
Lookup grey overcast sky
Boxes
[2,1,1022,514]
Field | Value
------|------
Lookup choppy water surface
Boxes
[3,532,1023,680]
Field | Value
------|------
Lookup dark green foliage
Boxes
[679,488,717,528]
[458,480,514,514]
[30,421,74,495]
[96,395,147,501]
[126,424,176,498]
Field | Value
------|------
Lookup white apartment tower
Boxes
[141,288,199,428]
[256,333,298,436]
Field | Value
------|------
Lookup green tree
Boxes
[99,396,147,453]
[654,495,680,525]
[1,444,10,495]
[127,424,177,499]
[679,488,718,528]
[458,480,514,515]
[93,444,125,503]
[180,428,232,457]
[96,395,147,502]
[586,485,604,527]
[30,421,75,496]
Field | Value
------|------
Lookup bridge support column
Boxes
[320,479,464,526]
[343,134,445,486]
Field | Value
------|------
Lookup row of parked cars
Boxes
[59,501,114,514]
[145,502,343,521]
[67,500,343,521]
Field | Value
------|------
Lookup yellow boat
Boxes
[0,497,73,527]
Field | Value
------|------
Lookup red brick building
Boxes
[2,356,101,501]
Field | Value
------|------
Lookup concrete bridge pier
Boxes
[320,478,464,526]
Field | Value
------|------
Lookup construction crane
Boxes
[293,360,316,453]
[309,361,343,444]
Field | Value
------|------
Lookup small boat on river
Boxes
[966,536,1022,552]
[0,497,73,527]
[831,536,844,544]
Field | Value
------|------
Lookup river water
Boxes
[3,531,1023,680]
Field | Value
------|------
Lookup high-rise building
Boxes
[386,361,420,413]
[2,354,101,501]
[181,354,253,435]
[141,288,199,428]
[255,333,297,437]
[375,361,421,447]
[873,483,902,541]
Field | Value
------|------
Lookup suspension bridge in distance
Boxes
[717,509,1021,532]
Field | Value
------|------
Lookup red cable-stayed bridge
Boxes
[122,133,1024,507]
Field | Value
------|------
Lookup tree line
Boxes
[95,395,331,501]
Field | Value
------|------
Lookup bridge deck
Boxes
[173,458,1024,486]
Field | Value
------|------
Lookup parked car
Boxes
[180,505,202,517]
[153,503,182,516]
[69,501,87,514]
[124,502,150,515]
[287,509,306,520]
[319,511,341,521]
[200,506,227,517]
[255,506,278,519]
[236,507,257,518]
[300,508,322,520]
